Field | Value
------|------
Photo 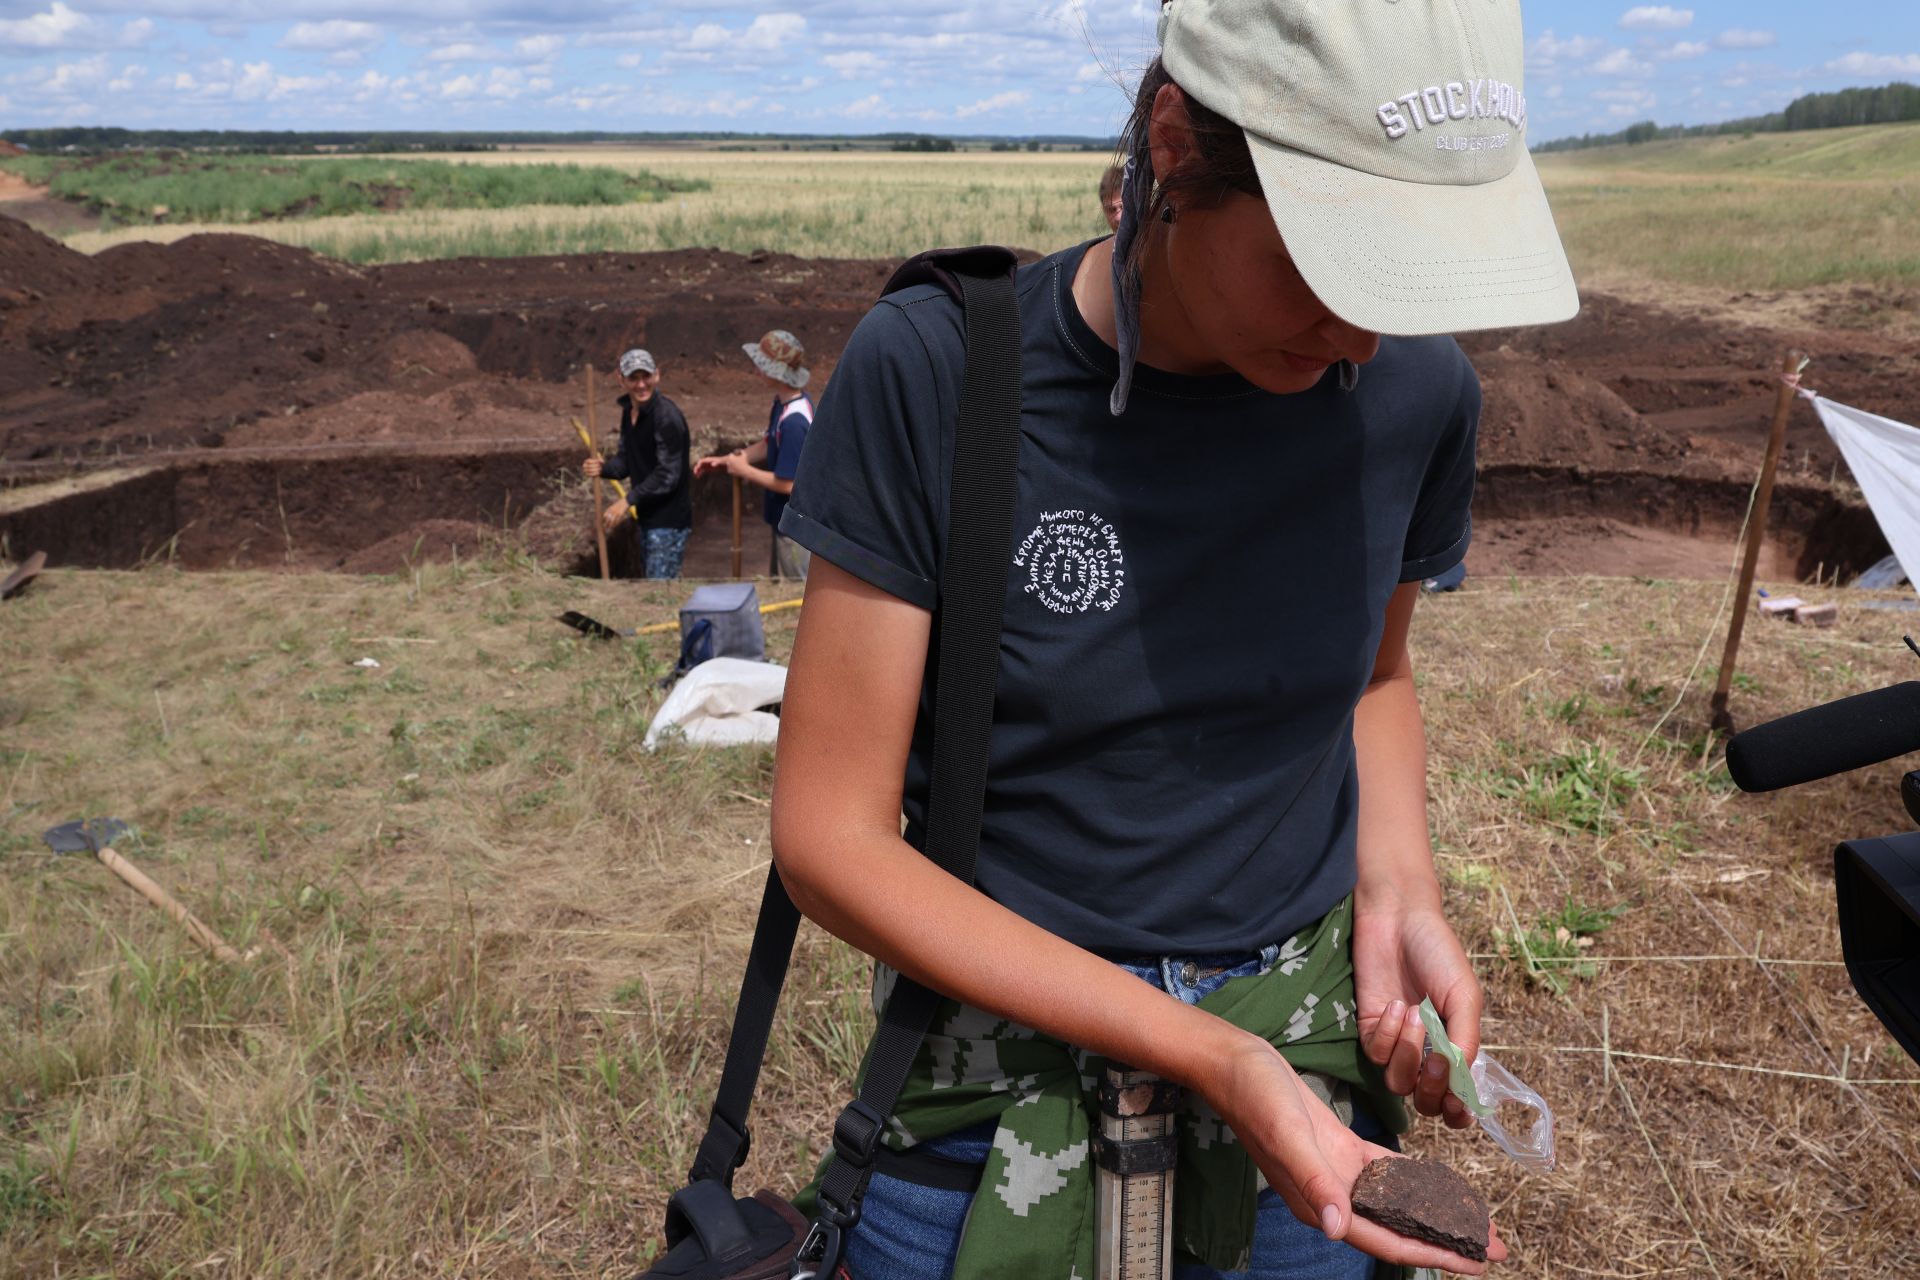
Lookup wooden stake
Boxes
[1711,349,1809,734]
[587,365,610,581]
[731,476,744,580]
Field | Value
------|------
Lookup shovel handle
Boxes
[95,845,242,963]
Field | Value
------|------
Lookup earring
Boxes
[1159,203,1177,225]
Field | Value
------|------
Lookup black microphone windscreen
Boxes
[1727,681,1920,792]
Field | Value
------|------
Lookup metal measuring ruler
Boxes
[1094,1062,1181,1280]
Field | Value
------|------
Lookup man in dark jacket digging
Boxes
[583,348,693,578]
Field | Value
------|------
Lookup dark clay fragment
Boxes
[1350,1156,1490,1263]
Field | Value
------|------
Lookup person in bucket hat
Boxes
[581,348,692,578]
[765,2,1577,1276]
[695,329,816,579]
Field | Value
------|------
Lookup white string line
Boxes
[1481,1043,1920,1087]
[1678,877,1920,1185]
[1638,462,1763,762]
[1468,952,1845,967]
[1499,886,1724,1279]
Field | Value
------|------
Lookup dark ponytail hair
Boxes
[1115,56,1262,273]
[1106,46,1268,415]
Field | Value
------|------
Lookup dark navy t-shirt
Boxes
[779,239,1477,958]
[763,394,813,528]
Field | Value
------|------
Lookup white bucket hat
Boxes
[743,329,810,390]
[1157,0,1578,337]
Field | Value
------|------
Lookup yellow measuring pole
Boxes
[632,599,803,636]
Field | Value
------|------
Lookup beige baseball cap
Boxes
[1159,0,1578,335]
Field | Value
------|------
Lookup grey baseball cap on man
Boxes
[1159,0,1578,335]
[618,348,656,377]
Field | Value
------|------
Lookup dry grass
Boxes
[1536,122,1920,295]
[62,150,1115,264]
[3,552,1919,1275]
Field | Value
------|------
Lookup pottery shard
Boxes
[1350,1157,1490,1263]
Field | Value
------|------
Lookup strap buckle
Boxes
[830,1099,885,1170]
[687,1109,753,1187]
[789,1219,843,1280]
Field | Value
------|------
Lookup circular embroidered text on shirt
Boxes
[1012,509,1127,615]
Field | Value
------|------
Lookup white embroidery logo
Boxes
[1013,509,1126,615]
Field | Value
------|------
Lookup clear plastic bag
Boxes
[1419,998,1556,1172]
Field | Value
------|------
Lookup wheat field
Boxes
[64,149,1117,264]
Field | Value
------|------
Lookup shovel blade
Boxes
[557,610,627,640]
[42,817,132,854]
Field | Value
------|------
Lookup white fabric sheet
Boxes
[1811,396,1920,600]
[644,657,787,749]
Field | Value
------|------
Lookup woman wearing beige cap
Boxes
[769,1,1576,1276]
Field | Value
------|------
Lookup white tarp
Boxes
[644,658,787,749]
[1811,396,1920,599]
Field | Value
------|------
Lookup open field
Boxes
[4,113,1920,1280]
[1535,122,1920,297]
[57,150,1116,265]
[3,560,1918,1275]
[10,124,1910,312]
[0,152,702,229]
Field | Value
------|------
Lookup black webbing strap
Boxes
[807,265,1025,1243]
[669,251,1023,1272]
[685,864,802,1189]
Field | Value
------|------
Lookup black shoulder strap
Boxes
[672,247,1023,1272]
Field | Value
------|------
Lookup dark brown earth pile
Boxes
[1,216,888,463]
[3,213,1915,580]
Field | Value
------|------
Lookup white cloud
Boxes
[514,33,563,60]
[1655,40,1710,61]
[822,50,882,79]
[615,51,643,68]
[106,61,139,91]
[1528,30,1610,67]
[281,20,382,54]
[0,2,95,50]
[119,17,152,47]
[740,13,804,51]
[34,53,108,95]
[1619,6,1692,32]
[234,60,275,99]
[955,88,1029,118]
[685,23,728,51]
[1714,28,1776,51]
[1592,85,1657,118]
[440,73,478,98]
[841,92,887,118]
[1823,51,1920,78]
[1590,48,1654,78]
[426,41,491,62]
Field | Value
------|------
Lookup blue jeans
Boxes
[642,527,689,579]
[843,944,1395,1280]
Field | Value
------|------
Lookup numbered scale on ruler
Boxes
[1094,1062,1181,1280]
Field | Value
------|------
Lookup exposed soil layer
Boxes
[3,215,1911,580]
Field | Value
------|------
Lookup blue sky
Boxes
[0,1,1915,141]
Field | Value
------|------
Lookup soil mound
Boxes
[1473,348,1693,471]
[0,140,25,158]
[0,215,98,301]
[339,519,493,574]
[383,330,478,379]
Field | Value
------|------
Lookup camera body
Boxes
[1830,774,1920,1063]
[1726,682,1920,1065]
